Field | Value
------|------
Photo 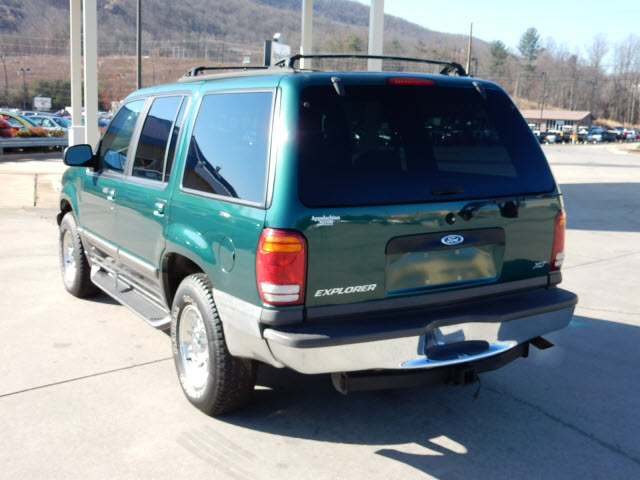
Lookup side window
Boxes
[97,100,145,172]
[164,98,188,182]
[4,116,22,127]
[182,92,273,204]
[132,95,185,182]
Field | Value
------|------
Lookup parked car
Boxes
[26,114,70,136]
[58,55,577,415]
[0,110,39,131]
[576,127,589,143]
[623,128,637,141]
[586,127,604,143]
[80,116,110,133]
[614,126,625,141]
[538,131,557,144]
[0,116,17,137]
[603,128,618,142]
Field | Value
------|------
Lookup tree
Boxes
[347,34,363,53]
[518,27,542,63]
[30,78,71,111]
[489,40,509,75]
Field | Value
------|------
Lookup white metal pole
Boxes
[368,0,384,71]
[300,0,313,70]
[465,23,473,75]
[83,0,100,149]
[69,0,84,146]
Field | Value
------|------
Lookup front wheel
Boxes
[59,212,99,298]
[171,274,256,415]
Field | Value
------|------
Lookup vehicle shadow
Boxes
[560,183,640,232]
[82,291,121,306]
[215,315,640,478]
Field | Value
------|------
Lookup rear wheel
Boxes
[171,274,256,415]
[59,212,99,298]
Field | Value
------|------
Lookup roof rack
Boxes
[183,65,270,78]
[275,54,467,76]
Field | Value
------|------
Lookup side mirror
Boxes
[64,144,95,168]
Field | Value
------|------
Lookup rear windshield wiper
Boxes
[459,199,520,220]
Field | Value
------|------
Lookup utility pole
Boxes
[136,0,142,89]
[0,53,8,107]
[465,23,473,75]
[20,67,30,110]
[629,82,638,126]
[471,57,478,77]
[538,72,547,129]
[585,80,596,127]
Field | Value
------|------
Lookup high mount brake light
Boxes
[256,228,307,305]
[387,77,438,86]
[550,209,566,271]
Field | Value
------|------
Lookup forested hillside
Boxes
[1,0,638,124]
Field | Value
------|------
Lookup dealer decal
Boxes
[314,284,377,297]
[311,215,340,226]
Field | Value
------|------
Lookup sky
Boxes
[353,0,639,62]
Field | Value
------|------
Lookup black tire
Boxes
[171,274,256,415]
[59,212,100,298]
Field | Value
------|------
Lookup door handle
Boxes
[154,201,165,217]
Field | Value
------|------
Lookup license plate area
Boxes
[385,228,504,293]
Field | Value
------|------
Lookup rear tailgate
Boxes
[301,196,559,308]
[290,75,559,309]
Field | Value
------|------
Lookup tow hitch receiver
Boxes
[331,341,532,395]
[529,336,554,350]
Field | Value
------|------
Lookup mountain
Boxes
[1,0,486,63]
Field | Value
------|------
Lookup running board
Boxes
[91,268,171,329]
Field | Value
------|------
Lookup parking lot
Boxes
[1,144,639,479]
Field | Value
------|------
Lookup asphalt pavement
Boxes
[0,145,639,479]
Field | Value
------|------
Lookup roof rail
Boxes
[275,54,467,76]
[183,65,270,78]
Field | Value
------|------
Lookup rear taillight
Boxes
[256,228,307,305]
[550,209,566,270]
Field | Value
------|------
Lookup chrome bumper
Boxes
[262,288,577,374]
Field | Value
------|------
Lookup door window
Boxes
[97,100,145,172]
[132,96,185,182]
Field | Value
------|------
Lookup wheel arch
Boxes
[57,195,74,226]
[162,252,206,308]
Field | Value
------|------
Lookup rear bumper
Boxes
[262,287,577,374]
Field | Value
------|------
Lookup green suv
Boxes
[58,55,577,415]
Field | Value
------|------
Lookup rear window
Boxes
[297,84,555,207]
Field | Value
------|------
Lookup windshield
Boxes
[297,84,555,207]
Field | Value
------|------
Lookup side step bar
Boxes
[331,341,532,394]
[91,268,171,330]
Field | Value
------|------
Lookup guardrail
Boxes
[0,137,68,155]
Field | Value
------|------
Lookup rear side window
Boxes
[298,84,555,206]
[98,100,145,172]
[182,91,273,204]
[132,95,185,182]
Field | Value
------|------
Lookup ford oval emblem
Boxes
[441,234,464,246]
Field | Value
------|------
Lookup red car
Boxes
[0,116,18,137]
